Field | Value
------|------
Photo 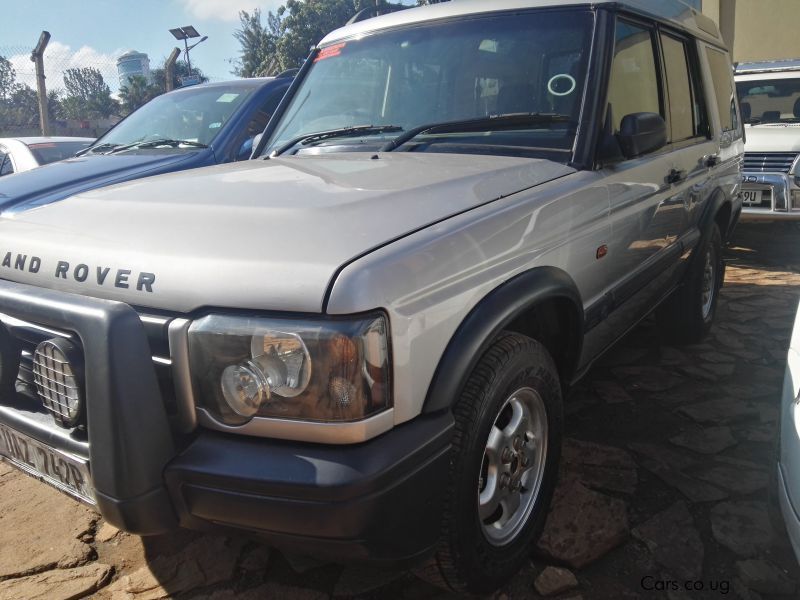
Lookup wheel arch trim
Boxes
[421,266,584,414]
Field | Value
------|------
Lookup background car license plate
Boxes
[742,190,763,205]
[0,423,94,504]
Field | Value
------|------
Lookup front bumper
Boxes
[740,172,800,220]
[0,279,452,563]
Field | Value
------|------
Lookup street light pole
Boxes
[169,26,206,85]
[184,38,192,76]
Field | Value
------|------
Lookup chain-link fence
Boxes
[0,42,124,137]
[0,39,221,138]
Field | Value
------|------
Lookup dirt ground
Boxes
[1,221,799,600]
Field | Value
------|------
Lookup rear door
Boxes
[702,44,745,218]
[658,30,719,251]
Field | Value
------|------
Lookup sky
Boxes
[1,0,417,93]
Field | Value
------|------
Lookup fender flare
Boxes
[689,188,730,270]
[422,266,583,414]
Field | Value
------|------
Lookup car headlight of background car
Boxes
[188,313,391,425]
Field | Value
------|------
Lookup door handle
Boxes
[666,169,687,184]
[702,154,720,167]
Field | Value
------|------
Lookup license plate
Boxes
[0,423,94,505]
[742,190,763,205]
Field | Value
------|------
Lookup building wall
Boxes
[702,0,800,61]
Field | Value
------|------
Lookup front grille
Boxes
[32,340,82,427]
[743,152,798,173]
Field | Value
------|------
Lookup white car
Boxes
[735,60,800,220]
[0,137,94,177]
[780,304,800,562]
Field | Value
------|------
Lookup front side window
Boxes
[736,77,800,124]
[0,152,14,177]
[266,9,595,161]
[607,20,662,133]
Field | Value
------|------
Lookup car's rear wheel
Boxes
[657,223,724,344]
[416,332,562,594]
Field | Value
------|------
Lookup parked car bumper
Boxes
[163,413,453,564]
[740,172,800,220]
[0,279,452,565]
[780,310,800,564]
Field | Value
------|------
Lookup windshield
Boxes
[736,77,800,124]
[91,85,255,150]
[27,141,92,164]
[265,9,594,159]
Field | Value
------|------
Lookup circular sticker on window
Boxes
[547,74,576,97]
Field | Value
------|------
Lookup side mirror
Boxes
[237,133,263,161]
[618,112,667,159]
[251,132,263,153]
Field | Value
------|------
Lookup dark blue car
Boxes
[0,76,292,214]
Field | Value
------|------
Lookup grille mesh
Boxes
[32,341,81,427]
[743,152,798,173]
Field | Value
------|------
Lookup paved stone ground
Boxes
[1,221,800,599]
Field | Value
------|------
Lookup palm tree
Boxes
[119,75,159,115]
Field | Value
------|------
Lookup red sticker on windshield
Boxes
[315,43,346,62]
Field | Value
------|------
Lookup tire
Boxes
[656,223,724,344]
[417,332,563,594]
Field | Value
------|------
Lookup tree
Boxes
[232,9,279,77]
[232,1,409,75]
[47,89,64,122]
[3,84,39,128]
[0,56,15,100]
[150,60,209,94]
[62,67,118,120]
[119,75,159,114]
[275,0,369,70]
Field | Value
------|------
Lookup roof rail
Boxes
[347,2,410,25]
[736,59,800,74]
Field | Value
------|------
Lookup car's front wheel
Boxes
[418,332,562,594]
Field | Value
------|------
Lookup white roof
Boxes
[0,136,95,145]
[321,0,721,46]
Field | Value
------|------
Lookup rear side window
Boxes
[660,33,708,142]
[607,20,662,132]
[705,46,741,137]
[0,152,13,177]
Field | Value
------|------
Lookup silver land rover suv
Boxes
[0,0,742,593]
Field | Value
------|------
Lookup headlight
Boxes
[188,313,391,425]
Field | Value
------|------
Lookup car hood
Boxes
[0,153,574,313]
[0,151,202,213]
[744,124,800,153]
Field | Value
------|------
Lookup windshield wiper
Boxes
[107,138,208,154]
[272,125,403,157]
[76,142,120,156]
[381,113,575,152]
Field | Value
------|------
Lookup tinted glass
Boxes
[27,141,93,165]
[92,85,256,149]
[0,154,13,176]
[660,34,695,141]
[705,47,739,133]
[267,10,595,159]
[608,21,661,132]
[736,77,800,124]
